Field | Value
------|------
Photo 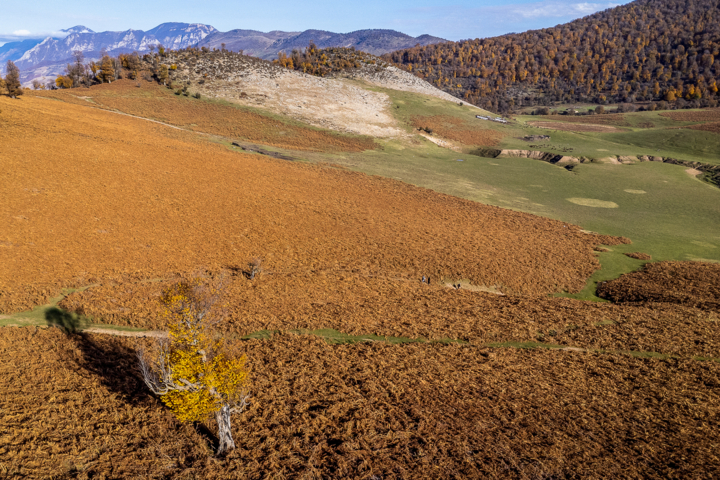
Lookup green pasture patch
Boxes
[361,86,498,131]
[0,286,95,327]
[296,90,720,300]
[486,341,567,349]
[615,350,676,360]
[601,128,720,165]
[0,285,153,333]
[510,114,720,164]
[693,356,720,363]
[240,327,466,345]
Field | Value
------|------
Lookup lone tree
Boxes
[5,61,23,98]
[138,277,250,454]
[98,55,115,83]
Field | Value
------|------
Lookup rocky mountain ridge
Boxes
[1,23,218,81]
[199,28,446,59]
[1,23,445,84]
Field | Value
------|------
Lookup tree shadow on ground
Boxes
[45,307,154,406]
[44,307,220,449]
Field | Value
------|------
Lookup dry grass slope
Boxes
[33,80,376,152]
[0,95,609,314]
[411,115,504,146]
[3,77,720,479]
[2,328,719,479]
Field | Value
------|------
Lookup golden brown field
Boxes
[659,108,720,122]
[32,80,377,152]
[688,121,720,134]
[2,89,719,478]
[598,261,720,310]
[0,94,606,313]
[2,327,719,479]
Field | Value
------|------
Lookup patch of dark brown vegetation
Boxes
[625,252,652,260]
[597,261,720,312]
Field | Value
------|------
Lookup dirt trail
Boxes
[82,327,166,338]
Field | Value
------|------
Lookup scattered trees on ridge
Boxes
[274,41,388,77]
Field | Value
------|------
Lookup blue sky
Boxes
[1,0,628,45]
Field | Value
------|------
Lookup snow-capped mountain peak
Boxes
[60,26,95,34]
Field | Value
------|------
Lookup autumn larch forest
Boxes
[383,0,720,113]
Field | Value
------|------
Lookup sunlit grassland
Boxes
[299,90,720,299]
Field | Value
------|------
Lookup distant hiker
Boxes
[422,275,427,283]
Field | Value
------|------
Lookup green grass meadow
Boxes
[301,90,720,299]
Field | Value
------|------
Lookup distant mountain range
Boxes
[0,23,218,81]
[0,22,445,84]
[199,29,446,59]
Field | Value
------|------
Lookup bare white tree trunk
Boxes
[216,404,236,454]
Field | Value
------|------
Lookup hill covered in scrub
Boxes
[383,0,720,113]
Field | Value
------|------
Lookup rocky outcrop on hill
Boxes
[164,50,471,137]
[472,148,720,185]
[165,51,405,137]
[343,66,470,106]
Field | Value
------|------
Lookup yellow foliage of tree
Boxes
[138,277,250,454]
[55,75,73,89]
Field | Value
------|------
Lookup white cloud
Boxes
[496,0,620,18]
[511,2,619,19]
[0,29,68,43]
[393,0,628,40]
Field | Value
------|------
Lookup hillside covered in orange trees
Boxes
[384,0,720,113]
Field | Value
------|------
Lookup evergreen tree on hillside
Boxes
[158,64,169,85]
[98,56,115,83]
[66,51,86,87]
[5,61,23,98]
